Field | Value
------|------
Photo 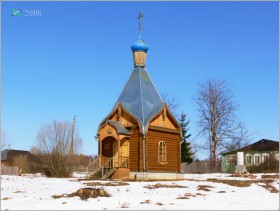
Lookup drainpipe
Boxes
[143,133,146,172]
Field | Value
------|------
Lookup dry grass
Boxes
[84,182,130,187]
[177,192,198,199]
[217,191,226,193]
[156,202,164,206]
[196,193,206,196]
[207,179,253,187]
[184,193,197,197]
[257,182,279,193]
[140,200,150,204]
[144,183,187,189]
[119,202,129,208]
[124,178,184,182]
[52,188,110,201]
[13,191,25,193]
[176,196,190,199]
[197,185,214,191]
[261,174,279,179]
[1,197,10,200]
[207,178,279,193]
[61,202,67,204]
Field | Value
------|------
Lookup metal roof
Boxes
[107,120,130,135]
[221,139,279,155]
[114,66,164,134]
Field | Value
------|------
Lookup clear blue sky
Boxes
[2,1,278,159]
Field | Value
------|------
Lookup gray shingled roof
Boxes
[107,120,130,135]
[1,150,8,160]
[114,66,164,134]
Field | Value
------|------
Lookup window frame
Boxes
[275,152,279,161]
[226,155,237,165]
[245,154,252,166]
[254,153,261,165]
[261,153,269,164]
[158,141,168,165]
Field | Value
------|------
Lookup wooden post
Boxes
[70,115,76,155]
[118,139,120,167]
[99,141,102,156]
[143,134,146,172]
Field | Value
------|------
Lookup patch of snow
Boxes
[1,173,279,210]
[72,172,87,179]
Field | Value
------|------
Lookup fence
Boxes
[1,166,19,175]
[181,160,222,174]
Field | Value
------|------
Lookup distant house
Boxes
[1,149,42,173]
[221,139,279,173]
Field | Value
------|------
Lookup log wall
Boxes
[146,128,180,172]
[129,126,141,172]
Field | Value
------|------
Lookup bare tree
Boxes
[35,120,82,177]
[196,80,250,170]
[161,94,180,118]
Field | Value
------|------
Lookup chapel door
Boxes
[120,139,129,167]
[113,141,119,167]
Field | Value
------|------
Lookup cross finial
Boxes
[137,12,144,34]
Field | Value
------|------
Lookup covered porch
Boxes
[87,120,131,179]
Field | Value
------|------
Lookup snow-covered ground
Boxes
[1,173,279,210]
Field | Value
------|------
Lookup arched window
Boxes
[158,141,167,162]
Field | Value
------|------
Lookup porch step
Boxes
[87,169,102,180]
[101,167,116,179]
[88,167,116,180]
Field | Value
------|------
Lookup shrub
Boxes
[246,157,279,173]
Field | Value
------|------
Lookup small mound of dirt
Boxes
[231,171,256,179]
[217,191,226,193]
[52,188,110,201]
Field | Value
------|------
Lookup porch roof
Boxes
[107,120,130,135]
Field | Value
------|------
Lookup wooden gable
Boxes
[149,106,179,131]
[98,104,140,142]
[99,123,119,141]
[98,104,138,131]
[110,107,138,128]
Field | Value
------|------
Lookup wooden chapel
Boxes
[87,13,182,180]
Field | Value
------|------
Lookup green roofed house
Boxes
[221,139,279,173]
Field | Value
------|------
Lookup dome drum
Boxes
[133,51,147,67]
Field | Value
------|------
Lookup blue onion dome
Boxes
[131,34,149,52]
